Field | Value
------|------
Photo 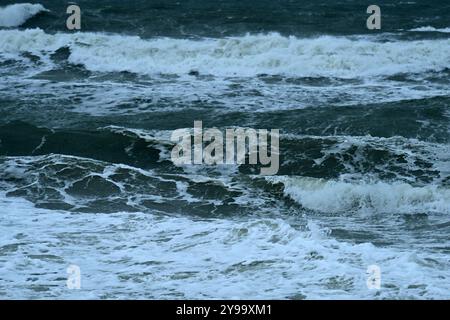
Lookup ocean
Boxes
[0,0,449,299]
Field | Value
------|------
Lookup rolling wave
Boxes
[1,1,450,300]
[0,29,449,78]
[0,3,48,28]
[267,176,450,215]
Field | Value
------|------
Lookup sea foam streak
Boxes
[0,29,449,78]
[409,26,450,33]
[267,176,450,214]
[0,3,48,27]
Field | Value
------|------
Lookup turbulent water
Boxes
[0,0,449,299]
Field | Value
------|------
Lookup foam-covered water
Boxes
[1,192,449,299]
[1,0,449,299]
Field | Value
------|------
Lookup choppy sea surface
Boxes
[0,0,449,299]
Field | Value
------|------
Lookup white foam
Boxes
[300,135,450,185]
[0,3,48,27]
[0,192,448,299]
[267,176,450,214]
[409,26,450,33]
[0,29,449,78]
[2,70,448,117]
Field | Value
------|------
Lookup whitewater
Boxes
[1,0,449,300]
[1,28,450,78]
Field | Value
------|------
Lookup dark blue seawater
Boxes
[0,0,449,299]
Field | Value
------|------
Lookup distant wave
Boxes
[0,3,48,27]
[1,29,450,78]
[409,26,450,33]
[267,176,450,214]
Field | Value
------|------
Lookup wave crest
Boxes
[267,176,450,214]
[0,29,449,78]
[0,3,48,28]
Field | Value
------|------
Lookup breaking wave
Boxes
[267,176,450,214]
[0,3,48,28]
[0,29,449,78]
